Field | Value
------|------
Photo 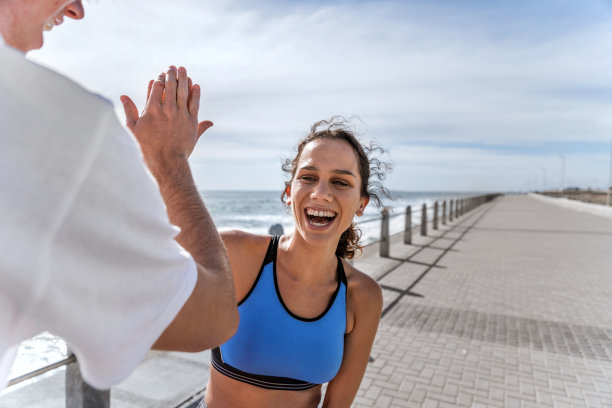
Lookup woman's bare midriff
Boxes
[205,366,323,408]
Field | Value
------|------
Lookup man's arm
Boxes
[121,66,238,352]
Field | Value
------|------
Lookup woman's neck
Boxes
[278,232,339,287]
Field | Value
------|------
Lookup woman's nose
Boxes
[310,182,332,201]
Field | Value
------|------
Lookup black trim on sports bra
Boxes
[211,235,348,391]
[237,235,279,306]
[211,347,317,391]
[273,241,348,323]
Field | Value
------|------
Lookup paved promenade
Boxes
[2,194,611,407]
[351,194,612,408]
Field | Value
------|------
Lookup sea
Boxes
[4,190,480,392]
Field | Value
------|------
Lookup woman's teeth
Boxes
[306,209,335,217]
[306,208,336,226]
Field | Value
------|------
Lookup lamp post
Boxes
[559,155,565,192]
[607,137,611,207]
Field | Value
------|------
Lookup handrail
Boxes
[7,354,76,387]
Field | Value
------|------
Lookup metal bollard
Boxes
[268,223,284,235]
[420,204,427,236]
[433,201,438,230]
[442,200,447,225]
[404,206,412,245]
[66,354,110,408]
[380,208,390,257]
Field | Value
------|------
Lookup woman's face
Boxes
[287,138,369,248]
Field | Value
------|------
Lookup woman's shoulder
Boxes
[342,260,383,308]
[220,230,271,257]
[220,230,270,266]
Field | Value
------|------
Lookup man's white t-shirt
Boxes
[0,39,198,390]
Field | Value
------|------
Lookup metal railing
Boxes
[377,194,499,258]
[6,350,107,408]
[7,193,500,407]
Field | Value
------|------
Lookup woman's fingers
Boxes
[189,83,201,116]
[120,95,139,131]
[146,79,154,102]
[165,66,178,108]
[148,73,166,110]
[177,67,189,109]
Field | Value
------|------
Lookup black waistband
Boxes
[211,347,317,391]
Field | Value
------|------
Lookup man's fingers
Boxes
[189,84,201,116]
[120,95,139,131]
[197,120,214,139]
[148,73,166,109]
[187,77,194,108]
[177,67,189,109]
[146,80,154,101]
[165,66,178,108]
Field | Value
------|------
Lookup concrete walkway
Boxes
[2,194,611,407]
[352,194,612,408]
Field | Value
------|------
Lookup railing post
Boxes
[449,199,454,222]
[433,201,438,230]
[268,223,284,235]
[442,200,447,225]
[380,208,390,257]
[404,206,412,245]
[66,353,110,408]
[420,204,427,236]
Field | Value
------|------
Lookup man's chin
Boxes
[25,33,45,52]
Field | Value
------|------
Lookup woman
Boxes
[203,118,390,408]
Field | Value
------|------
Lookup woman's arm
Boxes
[322,267,383,408]
[219,230,271,303]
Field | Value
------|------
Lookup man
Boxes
[0,0,238,391]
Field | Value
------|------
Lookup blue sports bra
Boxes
[211,235,347,390]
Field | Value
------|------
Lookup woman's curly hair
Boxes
[281,117,392,259]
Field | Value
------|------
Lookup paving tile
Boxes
[354,196,612,408]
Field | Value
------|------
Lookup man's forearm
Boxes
[151,156,227,271]
[150,155,238,350]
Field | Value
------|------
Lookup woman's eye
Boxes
[333,180,350,187]
[300,175,316,182]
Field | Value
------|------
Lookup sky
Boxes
[29,0,612,192]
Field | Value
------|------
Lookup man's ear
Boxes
[356,197,369,216]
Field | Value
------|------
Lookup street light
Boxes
[558,155,565,192]
[607,136,611,206]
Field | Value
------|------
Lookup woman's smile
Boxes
[288,138,366,244]
[304,207,338,228]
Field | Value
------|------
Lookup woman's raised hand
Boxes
[120,66,213,176]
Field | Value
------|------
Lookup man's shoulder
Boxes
[0,43,113,114]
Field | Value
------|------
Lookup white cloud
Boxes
[28,0,612,190]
